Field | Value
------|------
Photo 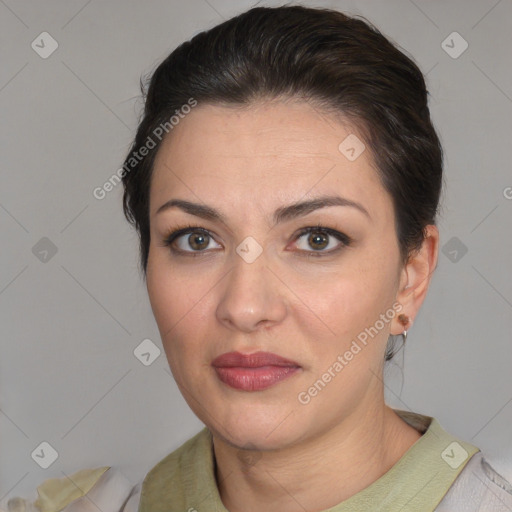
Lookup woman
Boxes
[6,5,512,512]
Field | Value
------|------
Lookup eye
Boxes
[292,225,352,256]
[161,225,222,255]
[160,223,352,258]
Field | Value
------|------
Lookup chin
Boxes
[206,403,304,451]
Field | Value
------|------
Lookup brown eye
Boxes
[187,232,210,251]
[294,226,352,255]
[162,227,222,254]
[307,231,329,250]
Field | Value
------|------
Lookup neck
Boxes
[213,403,421,512]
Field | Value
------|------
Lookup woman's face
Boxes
[146,99,410,450]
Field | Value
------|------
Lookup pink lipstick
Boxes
[211,351,301,391]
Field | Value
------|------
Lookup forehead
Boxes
[150,100,391,223]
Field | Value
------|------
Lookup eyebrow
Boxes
[155,194,371,225]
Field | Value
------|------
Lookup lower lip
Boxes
[214,366,300,391]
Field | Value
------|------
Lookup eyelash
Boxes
[159,223,353,258]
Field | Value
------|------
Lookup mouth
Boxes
[211,351,301,391]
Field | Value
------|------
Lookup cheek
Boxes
[290,255,393,328]
[147,250,206,326]
[146,257,216,363]
[293,277,365,340]
[282,259,398,369]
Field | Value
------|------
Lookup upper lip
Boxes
[211,351,300,368]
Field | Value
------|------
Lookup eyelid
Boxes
[291,224,352,256]
[160,225,222,254]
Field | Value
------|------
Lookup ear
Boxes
[390,224,439,335]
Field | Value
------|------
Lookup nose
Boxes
[215,249,287,333]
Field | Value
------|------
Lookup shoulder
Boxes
[2,429,211,512]
[144,428,209,475]
[435,452,512,511]
[138,427,210,499]
[2,466,141,512]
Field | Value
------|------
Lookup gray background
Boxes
[1,0,511,505]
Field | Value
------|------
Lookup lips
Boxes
[212,351,300,368]
[212,351,301,391]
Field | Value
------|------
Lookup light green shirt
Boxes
[138,409,480,511]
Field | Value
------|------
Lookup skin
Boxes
[146,98,439,512]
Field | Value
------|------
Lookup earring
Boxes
[398,313,410,344]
